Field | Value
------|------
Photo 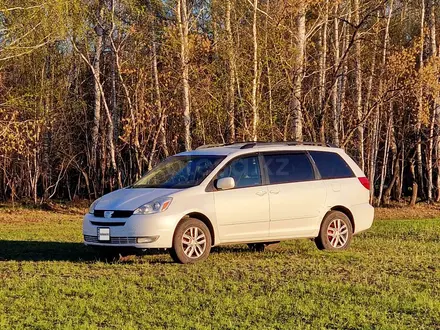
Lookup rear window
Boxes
[263,153,315,184]
[309,151,354,179]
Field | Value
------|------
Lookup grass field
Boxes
[0,208,439,329]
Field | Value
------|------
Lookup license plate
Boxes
[98,227,110,241]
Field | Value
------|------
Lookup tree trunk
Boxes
[265,0,274,142]
[148,40,169,170]
[251,0,259,141]
[383,112,401,204]
[416,0,425,199]
[365,13,379,117]
[338,4,351,144]
[91,3,103,178]
[292,2,306,142]
[398,141,405,200]
[431,3,440,202]
[427,0,439,201]
[354,0,364,170]
[369,109,380,203]
[177,0,191,150]
[369,0,393,203]
[109,2,121,189]
[427,114,434,201]
[332,7,340,146]
[377,107,392,205]
[410,160,418,206]
[226,0,236,143]
[318,0,328,144]
[267,52,274,142]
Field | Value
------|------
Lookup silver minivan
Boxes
[83,142,374,263]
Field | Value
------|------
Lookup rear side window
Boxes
[309,151,354,179]
[217,156,261,188]
[263,153,315,184]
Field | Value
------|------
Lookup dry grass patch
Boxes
[375,202,440,220]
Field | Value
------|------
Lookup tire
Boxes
[169,218,212,264]
[315,211,353,251]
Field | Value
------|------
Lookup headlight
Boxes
[133,197,173,215]
[88,198,101,214]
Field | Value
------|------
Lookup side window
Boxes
[217,156,262,188]
[309,151,354,179]
[263,153,315,184]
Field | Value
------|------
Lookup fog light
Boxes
[137,236,159,243]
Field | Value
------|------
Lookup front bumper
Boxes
[82,212,178,248]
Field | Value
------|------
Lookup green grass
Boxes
[0,210,439,329]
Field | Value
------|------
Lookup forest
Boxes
[0,0,439,206]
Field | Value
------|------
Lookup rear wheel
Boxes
[315,211,353,251]
[169,218,212,264]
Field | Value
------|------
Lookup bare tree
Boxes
[251,0,259,141]
[332,5,340,146]
[149,40,169,170]
[226,0,236,143]
[292,2,306,142]
[91,2,104,176]
[354,0,364,170]
[415,0,426,200]
[318,0,328,144]
[177,0,191,150]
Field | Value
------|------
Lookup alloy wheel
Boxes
[181,227,207,258]
[327,218,349,248]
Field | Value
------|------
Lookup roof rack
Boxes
[196,143,227,150]
[196,141,337,150]
[238,141,337,149]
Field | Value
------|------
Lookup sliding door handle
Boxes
[256,190,267,196]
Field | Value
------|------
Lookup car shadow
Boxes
[0,240,282,263]
[0,240,169,263]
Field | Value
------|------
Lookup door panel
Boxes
[213,155,270,242]
[262,152,327,238]
[214,186,270,241]
[268,181,326,237]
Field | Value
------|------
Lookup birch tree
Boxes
[177,0,191,150]
[226,0,236,143]
[292,2,306,142]
[354,0,364,170]
[251,0,259,141]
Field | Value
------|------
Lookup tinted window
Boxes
[309,151,354,179]
[263,153,315,184]
[217,156,261,188]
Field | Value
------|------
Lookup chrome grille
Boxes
[84,235,137,244]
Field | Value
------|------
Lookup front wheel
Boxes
[315,211,353,251]
[169,218,212,264]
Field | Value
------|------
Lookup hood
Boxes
[95,188,181,211]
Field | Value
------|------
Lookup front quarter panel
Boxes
[83,187,217,249]
[164,187,218,241]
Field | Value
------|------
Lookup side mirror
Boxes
[216,177,235,190]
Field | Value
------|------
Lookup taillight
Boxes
[358,177,370,190]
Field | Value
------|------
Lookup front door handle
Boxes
[270,190,280,194]
[256,190,267,196]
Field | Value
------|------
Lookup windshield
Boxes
[132,155,225,189]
